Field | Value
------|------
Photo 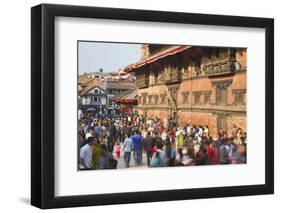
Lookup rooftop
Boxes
[123,45,191,73]
[112,88,138,103]
[79,79,101,95]
[105,81,137,90]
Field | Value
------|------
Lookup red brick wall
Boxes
[136,48,247,137]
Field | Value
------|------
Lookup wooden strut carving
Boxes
[166,94,178,120]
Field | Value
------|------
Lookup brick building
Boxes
[124,44,247,137]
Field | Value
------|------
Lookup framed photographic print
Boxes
[31,3,274,209]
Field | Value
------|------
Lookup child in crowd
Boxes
[115,142,121,158]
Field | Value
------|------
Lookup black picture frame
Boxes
[31,3,274,209]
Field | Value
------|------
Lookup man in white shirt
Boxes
[80,137,95,170]
[186,124,192,137]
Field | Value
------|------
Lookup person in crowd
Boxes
[230,144,246,164]
[92,137,101,170]
[195,147,211,165]
[98,144,117,169]
[235,128,243,145]
[107,134,115,153]
[78,110,247,170]
[168,127,176,143]
[176,128,185,148]
[165,138,176,166]
[150,138,166,167]
[219,138,231,164]
[109,122,117,142]
[204,125,209,136]
[195,126,203,143]
[85,128,94,140]
[161,128,168,147]
[79,136,95,170]
[131,130,143,166]
[94,122,101,137]
[115,142,121,158]
[142,131,153,166]
[232,124,238,138]
[201,136,218,164]
[123,133,134,168]
[186,124,192,137]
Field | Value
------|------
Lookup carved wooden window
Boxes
[216,87,227,105]
[171,90,178,102]
[169,87,179,103]
[148,95,153,105]
[160,93,166,104]
[213,80,232,105]
[136,70,149,88]
[194,92,201,105]
[142,93,147,105]
[137,96,141,104]
[154,95,159,104]
[235,93,244,104]
[204,92,211,104]
[233,89,246,105]
[181,92,189,104]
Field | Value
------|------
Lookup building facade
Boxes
[79,83,107,114]
[124,44,247,137]
[102,81,137,115]
[78,74,137,116]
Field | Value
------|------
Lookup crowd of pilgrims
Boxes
[78,112,247,170]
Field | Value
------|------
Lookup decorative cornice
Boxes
[211,79,233,86]
[178,106,246,114]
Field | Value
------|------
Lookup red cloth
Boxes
[151,146,157,153]
[204,144,218,164]
[169,129,176,139]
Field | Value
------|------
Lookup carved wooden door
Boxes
[217,114,227,132]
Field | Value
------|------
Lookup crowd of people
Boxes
[78,111,247,170]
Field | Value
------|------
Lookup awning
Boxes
[124,45,191,73]
[86,107,97,111]
[112,88,138,103]
[113,99,137,103]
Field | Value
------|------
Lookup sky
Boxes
[78,41,142,74]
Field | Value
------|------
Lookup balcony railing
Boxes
[89,101,101,105]
[164,71,181,83]
[203,58,236,77]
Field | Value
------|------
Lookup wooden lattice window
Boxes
[148,95,153,104]
[137,96,141,104]
[181,92,189,104]
[160,93,166,104]
[216,87,227,105]
[194,92,201,105]
[168,87,179,102]
[204,92,211,104]
[142,93,147,105]
[154,95,159,104]
[233,89,246,105]
[213,80,232,105]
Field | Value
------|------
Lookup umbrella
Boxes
[87,107,97,111]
